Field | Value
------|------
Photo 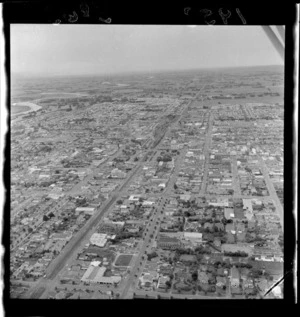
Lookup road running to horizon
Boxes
[258,156,284,229]
[25,81,207,298]
[200,112,214,196]
[21,76,284,300]
[120,83,210,299]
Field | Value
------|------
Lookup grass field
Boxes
[251,260,283,275]
[11,105,31,114]
[114,254,133,267]
[40,92,88,98]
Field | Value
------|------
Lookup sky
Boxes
[11,25,284,76]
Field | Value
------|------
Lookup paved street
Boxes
[120,197,165,299]
[258,156,284,228]
[200,112,214,196]
[15,78,284,301]
[164,148,188,196]
[231,156,242,197]
[26,195,119,298]
[120,84,210,299]
[131,289,228,300]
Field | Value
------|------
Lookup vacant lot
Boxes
[221,244,251,254]
[82,247,115,262]
[179,254,197,262]
[251,260,283,275]
[114,254,133,267]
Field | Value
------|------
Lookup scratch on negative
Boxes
[263,269,292,297]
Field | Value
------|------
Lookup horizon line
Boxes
[12,64,284,79]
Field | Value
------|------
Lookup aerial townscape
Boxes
[10,64,284,300]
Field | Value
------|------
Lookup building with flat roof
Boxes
[75,207,95,215]
[230,267,240,287]
[90,233,107,247]
[157,234,182,250]
[81,265,121,285]
[142,200,155,206]
[129,195,141,201]
[183,232,202,244]
[242,199,253,212]
[180,194,191,201]
[50,231,73,241]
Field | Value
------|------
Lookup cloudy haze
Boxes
[11,25,283,76]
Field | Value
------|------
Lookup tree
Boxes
[251,269,264,278]
[147,251,158,261]
[165,281,172,288]
[209,286,216,293]
[191,272,198,281]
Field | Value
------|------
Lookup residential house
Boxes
[198,271,209,284]
[216,276,227,288]
[230,267,240,287]
[157,275,170,290]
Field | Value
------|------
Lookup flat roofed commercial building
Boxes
[242,199,253,213]
[157,234,182,250]
[90,233,107,247]
[81,265,122,284]
[75,207,95,215]
[183,232,203,243]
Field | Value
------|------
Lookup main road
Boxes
[257,156,283,228]
[120,83,210,299]
[120,197,166,299]
[200,112,214,196]
[24,82,210,299]
[26,162,143,298]
[231,156,242,197]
